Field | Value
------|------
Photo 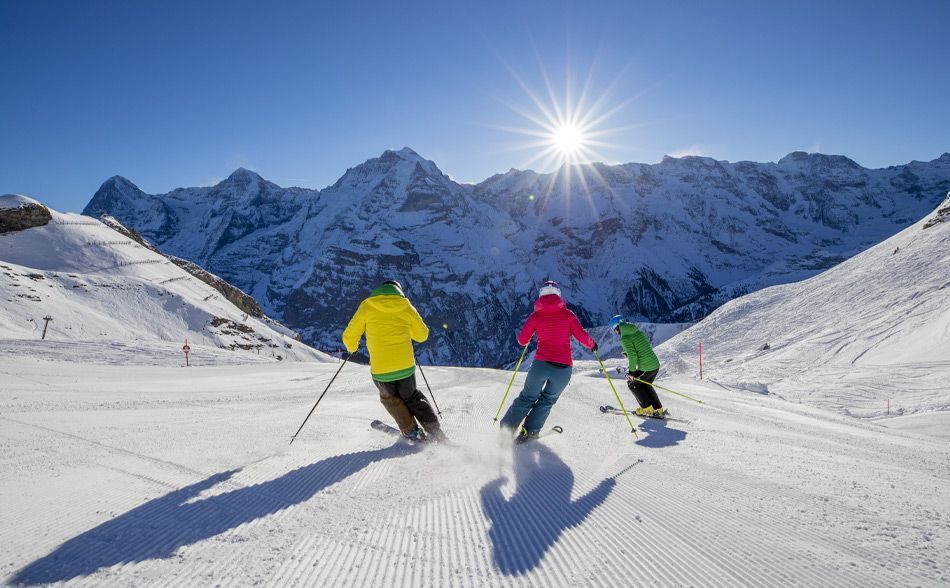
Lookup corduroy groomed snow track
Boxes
[2,359,947,586]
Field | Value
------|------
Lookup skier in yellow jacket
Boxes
[342,280,446,442]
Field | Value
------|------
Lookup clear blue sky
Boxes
[2,0,948,212]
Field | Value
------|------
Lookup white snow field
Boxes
[0,195,326,364]
[1,354,947,587]
[661,193,950,435]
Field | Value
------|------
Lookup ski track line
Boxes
[273,534,310,586]
[615,461,914,587]
[648,448,896,586]
[0,414,208,478]
[301,449,439,587]
[9,381,946,587]
[349,505,389,586]
[39,449,398,587]
[607,475,799,587]
[537,474,605,585]
[670,402,948,573]
[579,463,812,587]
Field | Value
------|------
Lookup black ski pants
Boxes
[373,374,441,435]
[626,369,662,409]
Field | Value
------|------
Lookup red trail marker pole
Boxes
[699,342,703,380]
[183,339,191,367]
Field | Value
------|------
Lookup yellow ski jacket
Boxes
[342,284,429,382]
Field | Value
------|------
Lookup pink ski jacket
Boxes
[517,294,596,366]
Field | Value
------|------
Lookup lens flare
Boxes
[552,124,585,158]
[486,55,648,218]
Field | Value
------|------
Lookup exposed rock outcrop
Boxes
[0,195,52,234]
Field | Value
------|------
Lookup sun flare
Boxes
[490,58,642,177]
[486,57,648,218]
[551,124,586,158]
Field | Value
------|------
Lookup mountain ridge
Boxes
[82,149,950,367]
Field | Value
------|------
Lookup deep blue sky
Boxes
[2,0,948,212]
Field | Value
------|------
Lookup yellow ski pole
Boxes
[631,376,704,404]
[493,344,530,421]
[594,350,637,437]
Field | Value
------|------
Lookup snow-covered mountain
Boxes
[0,194,327,364]
[658,192,950,425]
[83,149,950,367]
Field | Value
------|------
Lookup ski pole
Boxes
[289,352,351,445]
[416,364,442,416]
[594,350,637,437]
[630,376,704,404]
[493,343,529,421]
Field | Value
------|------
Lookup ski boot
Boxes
[652,407,669,418]
[515,427,540,444]
[402,425,428,443]
[634,406,655,417]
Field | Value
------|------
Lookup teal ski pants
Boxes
[499,360,572,433]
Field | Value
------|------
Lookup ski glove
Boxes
[591,342,598,352]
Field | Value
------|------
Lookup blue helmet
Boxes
[608,315,625,331]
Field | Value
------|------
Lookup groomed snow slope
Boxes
[1,355,947,586]
[660,194,950,426]
[0,195,326,364]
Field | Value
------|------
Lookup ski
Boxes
[370,420,452,445]
[515,425,563,444]
[598,405,692,424]
[370,419,402,436]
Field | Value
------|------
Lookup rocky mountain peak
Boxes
[83,176,147,218]
[216,168,264,191]
[331,147,448,192]
[777,151,862,171]
[778,151,811,164]
[226,167,262,180]
[102,175,143,193]
[384,146,422,160]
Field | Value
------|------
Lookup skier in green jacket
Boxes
[608,315,666,418]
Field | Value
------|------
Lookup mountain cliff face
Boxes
[83,149,950,367]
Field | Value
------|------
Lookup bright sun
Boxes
[552,124,585,157]
[490,57,642,206]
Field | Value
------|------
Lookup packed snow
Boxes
[1,351,947,586]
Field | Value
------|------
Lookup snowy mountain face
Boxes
[659,193,950,420]
[0,194,327,364]
[82,149,950,367]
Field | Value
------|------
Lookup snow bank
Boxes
[660,197,950,419]
[0,194,44,209]
[0,199,329,363]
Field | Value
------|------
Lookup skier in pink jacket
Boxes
[500,281,597,442]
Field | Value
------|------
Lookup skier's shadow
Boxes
[10,442,420,586]
[480,444,615,575]
[636,418,687,449]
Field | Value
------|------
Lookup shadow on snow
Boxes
[10,442,420,585]
[636,418,687,449]
[480,443,615,576]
